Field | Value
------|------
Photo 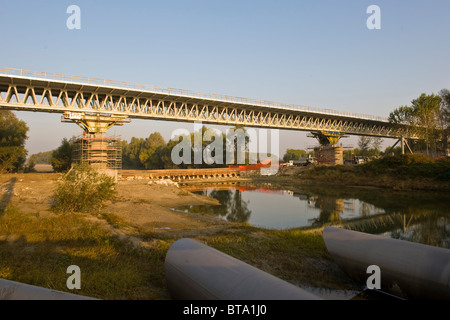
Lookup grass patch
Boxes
[0,203,357,298]
[100,212,130,229]
[0,205,169,299]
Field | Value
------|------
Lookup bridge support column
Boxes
[62,112,129,177]
[385,135,414,156]
[309,131,346,166]
[401,136,405,154]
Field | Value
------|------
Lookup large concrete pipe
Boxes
[0,278,97,300]
[165,238,321,300]
[323,226,450,299]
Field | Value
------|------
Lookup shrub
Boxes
[52,163,116,213]
[360,154,450,180]
[50,138,74,172]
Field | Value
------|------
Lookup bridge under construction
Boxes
[0,67,417,168]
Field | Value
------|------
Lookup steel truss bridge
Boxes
[0,67,416,142]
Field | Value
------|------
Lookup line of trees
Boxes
[389,89,450,157]
[282,149,309,162]
[121,133,167,169]
[121,125,251,170]
[26,125,254,172]
[353,136,384,158]
[28,150,52,165]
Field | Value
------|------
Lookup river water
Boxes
[178,181,450,249]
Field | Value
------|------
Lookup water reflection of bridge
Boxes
[297,192,444,234]
[340,211,429,234]
[183,183,446,235]
[178,182,449,247]
[295,192,448,246]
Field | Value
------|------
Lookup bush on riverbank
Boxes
[296,154,450,190]
[52,164,116,213]
[359,154,450,180]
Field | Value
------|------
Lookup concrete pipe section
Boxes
[165,238,321,300]
[323,226,450,299]
[0,278,97,300]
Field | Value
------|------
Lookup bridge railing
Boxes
[0,66,389,123]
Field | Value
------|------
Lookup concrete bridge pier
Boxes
[63,112,129,179]
[309,131,346,165]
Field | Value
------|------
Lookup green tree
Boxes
[388,105,415,125]
[139,132,166,169]
[29,150,53,164]
[146,145,166,169]
[389,93,442,156]
[438,89,450,154]
[122,137,145,169]
[440,89,450,124]
[0,110,29,173]
[412,93,441,155]
[282,149,307,162]
[371,137,383,151]
[50,138,74,172]
[357,136,372,153]
[157,141,183,169]
[356,136,383,157]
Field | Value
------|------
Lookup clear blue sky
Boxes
[1,0,449,155]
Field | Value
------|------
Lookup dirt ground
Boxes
[0,173,58,218]
[0,172,235,246]
[102,178,238,246]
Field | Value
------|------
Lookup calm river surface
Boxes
[178,182,450,249]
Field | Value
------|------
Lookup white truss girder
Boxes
[0,72,416,139]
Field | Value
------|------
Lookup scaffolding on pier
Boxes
[72,133,122,170]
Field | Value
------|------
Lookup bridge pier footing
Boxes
[309,131,346,165]
[313,145,344,166]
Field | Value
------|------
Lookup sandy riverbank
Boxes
[0,172,362,300]
[0,172,235,244]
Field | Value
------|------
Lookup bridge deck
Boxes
[0,67,417,139]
